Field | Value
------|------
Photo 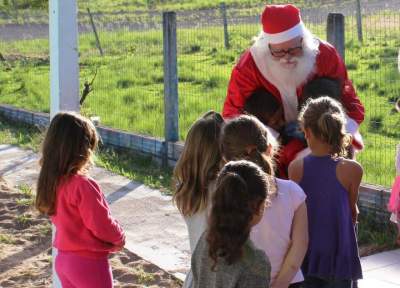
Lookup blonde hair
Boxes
[299,96,351,157]
[173,111,224,216]
[36,112,98,215]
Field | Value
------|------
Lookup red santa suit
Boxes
[223,42,364,127]
[222,4,365,176]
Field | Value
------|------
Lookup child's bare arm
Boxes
[337,160,363,224]
[288,158,303,184]
[272,202,308,288]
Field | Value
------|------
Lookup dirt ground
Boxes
[0,177,181,288]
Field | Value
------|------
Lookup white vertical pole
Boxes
[50,0,80,118]
[49,0,79,287]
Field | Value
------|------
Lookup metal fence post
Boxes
[327,13,345,63]
[10,0,18,23]
[87,8,104,56]
[163,11,179,166]
[220,2,230,49]
[356,0,363,43]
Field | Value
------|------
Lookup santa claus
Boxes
[223,4,364,153]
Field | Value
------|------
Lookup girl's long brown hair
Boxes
[173,111,224,216]
[207,160,268,270]
[35,112,98,215]
[299,96,351,157]
[221,115,277,178]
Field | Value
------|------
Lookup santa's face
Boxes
[268,36,303,70]
[265,35,317,89]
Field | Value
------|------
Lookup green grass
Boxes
[0,115,43,150]
[1,13,399,187]
[0,233,16,244]
[95,147,173,194]
[18,183,33,197]
[358,211,398,249]
[38,222,52,237]
[15,183,35,206]
[0,115,173,193]
[0,0,364,26]
[0,0,340,18]
[15,213,32,226]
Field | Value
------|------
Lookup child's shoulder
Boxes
[337,158,363,177]
[276,177,300,190]
[336,158,363,189]
[66,174,100,192]
[276,178,306,207]
[288,157,304,183]
[69,174,95,184]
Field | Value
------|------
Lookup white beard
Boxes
[250,30,319,122]
[265,47,317,90]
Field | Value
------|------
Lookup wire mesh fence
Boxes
[0,0,399,186]
[78,10,165,138]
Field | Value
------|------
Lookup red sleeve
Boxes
[223,51,261,118]
[71,177,125,246]
[316,42,365,124]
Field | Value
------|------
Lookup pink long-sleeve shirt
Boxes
[51,174,125,258]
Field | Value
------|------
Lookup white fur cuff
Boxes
[263,22,306,44]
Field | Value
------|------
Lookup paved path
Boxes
[0,144,190,280]
[359,249,400,287]
[1,144,400,286]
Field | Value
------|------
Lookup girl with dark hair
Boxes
[289,97,363,287]
[36,112,125,288]
[191,160,271,288]
[221,115,308,288]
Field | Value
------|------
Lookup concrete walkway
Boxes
[1,144,399,286]
[0,144,190,280]
[359,249,400,287]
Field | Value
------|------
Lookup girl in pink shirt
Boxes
[388,144,400,245]
[221,115,308,288]
[35,112,125,288]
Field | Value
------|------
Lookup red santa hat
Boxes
[261,4,306,44]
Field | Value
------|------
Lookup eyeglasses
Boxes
[269,39,303,58]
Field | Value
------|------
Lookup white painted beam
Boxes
[49,0,79,286]
[49,0,80,117]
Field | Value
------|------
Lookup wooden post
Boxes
[49,0,79,285]
[327,13,345,62]
[87,8,104,56]
[220,3,230,49]
[162,12,179,166]
[356,0,363,43]
[10,0,18,23]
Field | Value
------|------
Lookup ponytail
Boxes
[207,172,251,270]
[207,160,268,270]
[299,97,351,157]
[247,148,275,176]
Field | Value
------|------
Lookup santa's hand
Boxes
[283,121,305,142]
